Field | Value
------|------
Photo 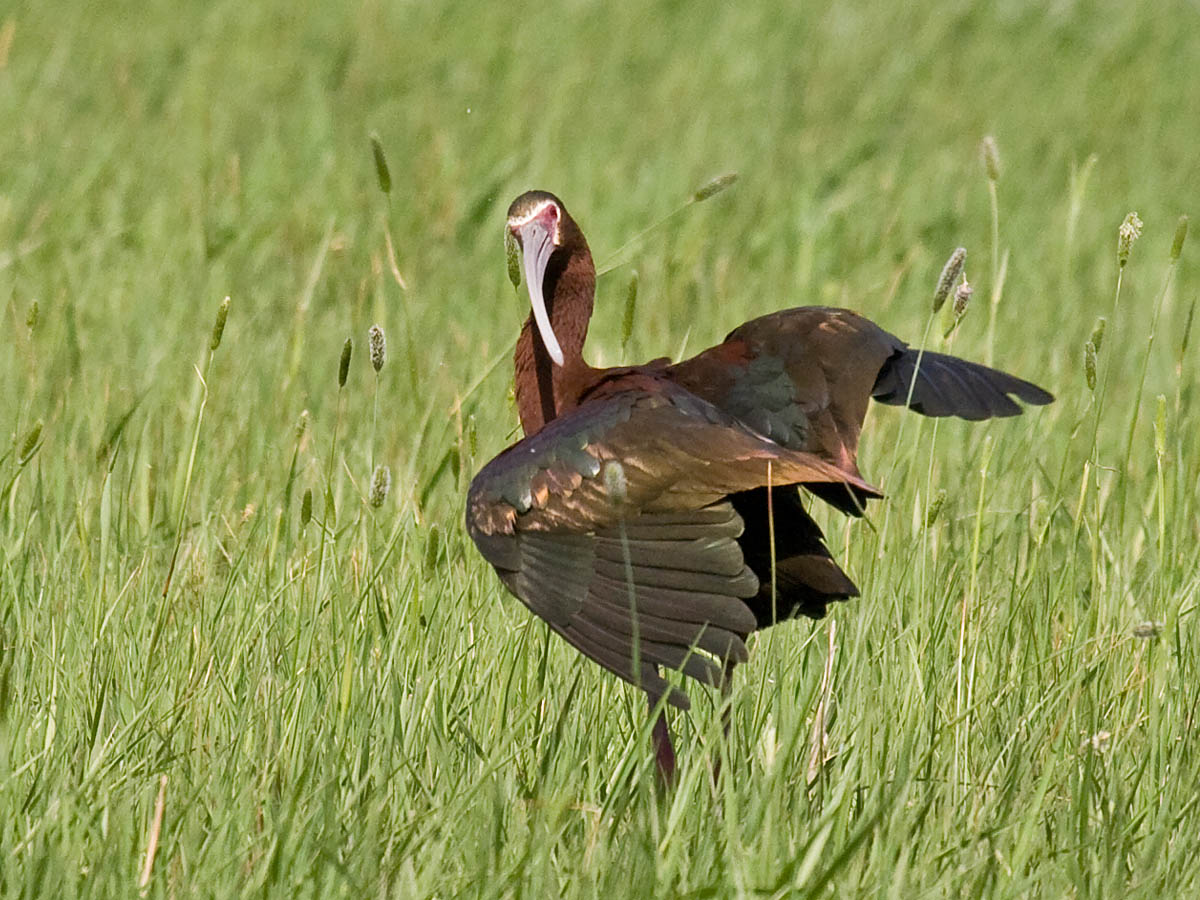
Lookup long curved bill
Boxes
[512,216,565,366]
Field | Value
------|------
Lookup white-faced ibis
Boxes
[466,190,1052,780]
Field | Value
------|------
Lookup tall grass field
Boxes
[2,2,1198,896]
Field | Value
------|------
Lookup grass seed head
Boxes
[621,270,639,350]
[26,300,38,331]
[1090,317,1106,355]
[368,324,387,373]
[369,464,391,508]
[504,230,521,292]
[210,296,230,352]
[338,338,352,388]
[1181,298,1196,362]
[18,419,43,465]
[693,172,738,202]
[981,136,1001,182]
[926,489,947,527]
[370,133,391,194]
[424,524,441,570]
[953,278,973,318]
[943,278,973,338]
[1133,621,1164,640]
[1084,341,1097,391]
[1171,214,1188,262]
[300,488,313,528]
[1118,212,1143,267]
[933,247,967,313]
[296,409,309,441]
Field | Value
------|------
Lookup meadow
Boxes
[2,1,1198,896]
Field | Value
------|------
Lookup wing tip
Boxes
[657,685,692,711]
[877,349,1054,420]
[1018,384,1055,406]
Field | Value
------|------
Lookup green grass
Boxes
[2,1,1199,895]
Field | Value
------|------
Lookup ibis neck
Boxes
[514,245,596,435]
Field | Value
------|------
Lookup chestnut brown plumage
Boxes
[467,191,1053,781]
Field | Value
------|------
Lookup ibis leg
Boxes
[649,695,676,784]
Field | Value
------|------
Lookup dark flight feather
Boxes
[872,348,1054,419]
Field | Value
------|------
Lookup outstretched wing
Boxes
[669,306,1053,513]
[466,381,878,709]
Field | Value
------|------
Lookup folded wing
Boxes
[670,306,1053,515]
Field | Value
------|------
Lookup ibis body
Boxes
[466,191,1053,778]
